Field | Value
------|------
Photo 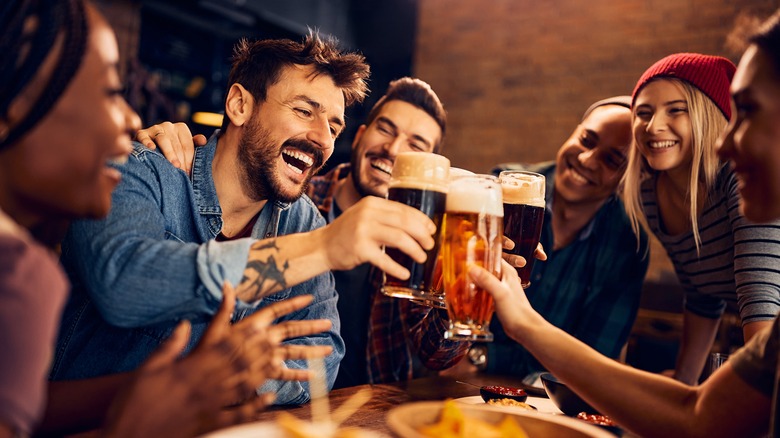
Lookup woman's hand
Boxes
[501,237,547,268]
[103,282,332,437]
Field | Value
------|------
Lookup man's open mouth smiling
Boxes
[282,147,315,175]
[370,157,393,176]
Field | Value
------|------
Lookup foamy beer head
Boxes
[390,151,450,192]
[498,171,545,207]
[449,167,475,179]
[446,174,503,217]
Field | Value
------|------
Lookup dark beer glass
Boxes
[381,152,450,300]
[442,174,503,342]
[499,171,545,289]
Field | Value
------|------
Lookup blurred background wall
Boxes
[414,0,776,172]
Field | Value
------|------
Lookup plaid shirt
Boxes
[487,162,649,378]
[308,164,469,384]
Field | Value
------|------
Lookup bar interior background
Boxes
[94,0,778,373]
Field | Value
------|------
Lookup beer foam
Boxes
[449,167,475,179]
[499,172,545,207]
[390,151,450,192]
[446,175,504,216]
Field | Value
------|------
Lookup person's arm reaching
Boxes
[470,260,770,438]
[63,148,436,327]
[672,310,721,384]
[235,195,436,304]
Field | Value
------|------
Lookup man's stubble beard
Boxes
[237,117,324,203]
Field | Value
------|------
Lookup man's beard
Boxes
[237,118,324,203]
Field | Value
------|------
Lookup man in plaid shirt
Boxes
[308,77,469,388]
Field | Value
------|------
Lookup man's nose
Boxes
[306,117,334,150]
[578,148,599,170]
[383,135,405,157]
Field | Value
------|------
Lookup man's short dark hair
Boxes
[220,32,370,131]
[364,77,447,152]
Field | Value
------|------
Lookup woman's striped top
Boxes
[641,166,780,325]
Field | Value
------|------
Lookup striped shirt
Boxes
[641,166,780,324]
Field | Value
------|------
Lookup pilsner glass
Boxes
[412,167,475,309]
[442,174,503,342]
[498,171,545,289]
[381,151,450,299]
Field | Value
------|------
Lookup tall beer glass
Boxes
[412,167,475,309]
[442,174,503,342]
[381,151,450,299]
[499,171,545,289]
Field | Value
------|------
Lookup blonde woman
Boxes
[622,53,780,384]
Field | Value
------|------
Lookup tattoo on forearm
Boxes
[253,240,281,251]
[238,240,289,301]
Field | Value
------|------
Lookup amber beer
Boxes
[442,175,503,342]
[410,167,475,309]
[382,152,450,300]
[499,171,545,289]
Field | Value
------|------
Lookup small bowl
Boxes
[479,385,528,403]
[540,373,600,417]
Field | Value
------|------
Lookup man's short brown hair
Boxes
[220,32,370,131]
[364,77,446,152]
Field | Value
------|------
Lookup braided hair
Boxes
[0,0,88,150]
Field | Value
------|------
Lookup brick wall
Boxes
[415,0,777,284]
[414,0,775,172]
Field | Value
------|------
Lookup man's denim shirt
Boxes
[51,134,343,404]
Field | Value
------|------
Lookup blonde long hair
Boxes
[622,78,728,253]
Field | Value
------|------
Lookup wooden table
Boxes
[253,373,537,435]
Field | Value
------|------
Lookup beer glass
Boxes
[442,174,503,342]
[498,171,545,289]
[381,151,450,299]
[412,167,475,309]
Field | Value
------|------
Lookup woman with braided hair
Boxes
[0,1,333,436]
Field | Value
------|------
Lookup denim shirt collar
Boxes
[191,133,221,217]
[192,131,293,234]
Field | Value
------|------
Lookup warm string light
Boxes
[192,111,224,127]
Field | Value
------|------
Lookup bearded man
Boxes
[51,34,438,405]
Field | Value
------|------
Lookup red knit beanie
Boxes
[632,53,736,121]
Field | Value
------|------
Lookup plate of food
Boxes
[387,400,614,438]
[200,416,385,438]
